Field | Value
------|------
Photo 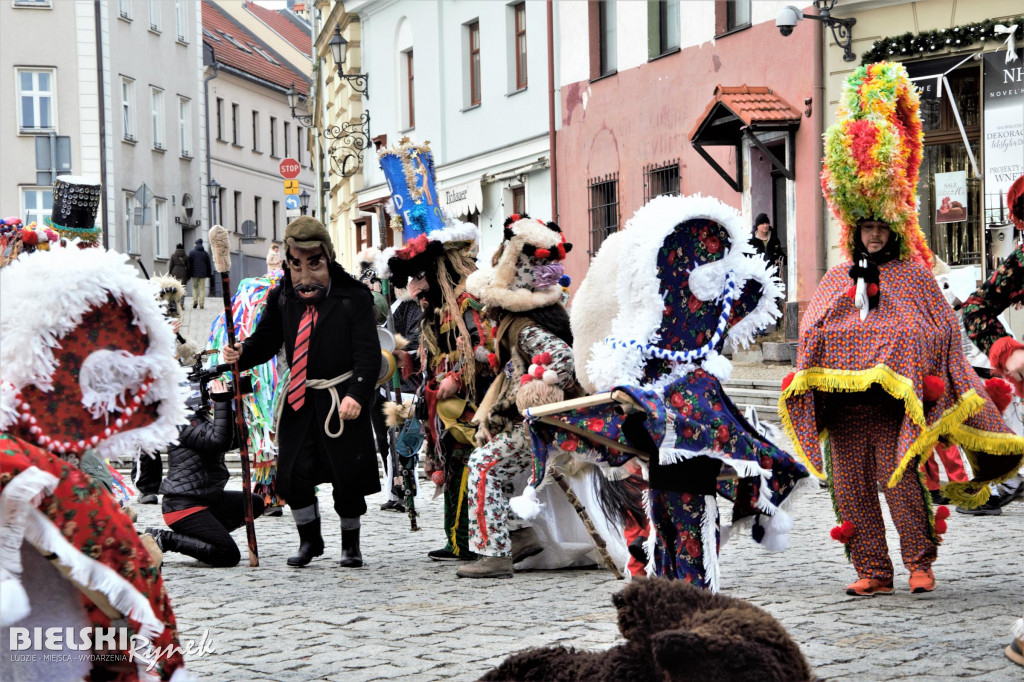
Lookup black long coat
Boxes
[239,262,382,497]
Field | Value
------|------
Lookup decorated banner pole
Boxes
[209,225,260,567]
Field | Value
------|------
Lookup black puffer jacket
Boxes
[160,400,234,512]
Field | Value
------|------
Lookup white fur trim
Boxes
[642,486,657,578]
[0,247,190,459]
[509,485,544,520]
[0,578,30,627]
[375,220,479,277]
[0,381,17,431]
[0,466,60,626]
[79,350,152,419]
[702,494,721,593]
[689,262,727,301]
[701,351,733,382]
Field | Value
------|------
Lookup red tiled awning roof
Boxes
[243,1,312,59]
[203,1,309,96]
[689,85,802,140]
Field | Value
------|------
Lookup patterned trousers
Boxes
[828,402,937,580]
[467,427,534,558]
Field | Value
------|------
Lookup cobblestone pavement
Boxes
[152,299,1024,681]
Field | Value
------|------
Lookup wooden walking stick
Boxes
[208,225,260,567]
[549,467,623,580]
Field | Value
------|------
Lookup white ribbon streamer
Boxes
[995,24,1019,64]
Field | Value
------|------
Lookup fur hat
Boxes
[151,273,185,319]
[822,61,931,267]
[284,216,336,262]
[467,214,572,312]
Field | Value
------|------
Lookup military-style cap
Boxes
[284,216,336,262]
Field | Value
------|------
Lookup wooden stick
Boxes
[549,468,623,580]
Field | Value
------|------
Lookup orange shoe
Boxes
[909,568,936,593]
[845,578,895,596]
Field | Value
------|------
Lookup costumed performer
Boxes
[781,61,1024,597]
[220,217,381,569]
[376,137,495,560]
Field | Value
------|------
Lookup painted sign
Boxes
[934,171,968,224]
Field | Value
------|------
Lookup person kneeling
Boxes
[145,379,265,567]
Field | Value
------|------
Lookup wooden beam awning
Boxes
[689,85,803,192]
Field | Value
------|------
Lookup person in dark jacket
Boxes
[170,243,189,284]
[187,238,213,309]
[220,217,381,569]
[144,379,265,567]
[750,213,786,270]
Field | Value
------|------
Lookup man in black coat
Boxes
[221,217,381,568]
[187,238,213,309]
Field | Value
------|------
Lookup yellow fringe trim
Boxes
[776,365,1023,489]
[448,465,470,555]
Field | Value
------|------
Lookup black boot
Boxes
[145,528,223,566]
[287,518,325,567]
[340,524,362,568]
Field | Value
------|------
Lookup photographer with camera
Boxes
[144,378,265,567]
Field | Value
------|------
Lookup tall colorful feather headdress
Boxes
[821,61,932,267]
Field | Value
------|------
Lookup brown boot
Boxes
[510,527,543,564]
[1006,636,1024,667]
[456,555,513,579]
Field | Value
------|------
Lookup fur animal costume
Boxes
[0,229,192,679]
[518,194,809,590]
[782,62,1024,594]
[480,577,812,682]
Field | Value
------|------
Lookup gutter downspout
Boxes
[203,48,219,229]
[547,0,558,223]
[814,20,826,286]
[94,0,109,249]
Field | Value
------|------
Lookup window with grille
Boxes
[587,174,619,256]
[644,161,680,203]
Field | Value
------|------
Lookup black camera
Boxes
[187,350,253,410]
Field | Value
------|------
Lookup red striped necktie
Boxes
[287,305,318,411]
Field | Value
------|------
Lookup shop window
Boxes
[588,173,619,257]
[644,161,680,202]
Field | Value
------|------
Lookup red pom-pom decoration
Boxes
[984,377,1013,413]
[867,283,879,297]
[845,286,856,298]
[922,375,945,402]
[431,470,445,486]
[532,352,553,365]
[934,505,950,521]
[534,248,551,259]
[520,375,533,385]
[829,520,856,544]
[21,230,38,246]
[934,518,948,535]
[782,372,795,391]
[488,352,499,370]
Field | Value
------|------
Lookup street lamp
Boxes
[776,1,857,62]
[328,27,369,98]
[299,190,310,216]
[208,178,220,225]
[285,83,315,126]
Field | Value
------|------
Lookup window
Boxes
[154,199,167,258]
[272,200,280,241]
[118,0,131,20]
[16,69,55,133]
[148,0,160,31]
[597,1,616,77]
[251,110,260,151]
[587,173,619,256]
[644,161,680,202]
[284,121,291,158]
[514,3,527,90]
[121,77,136,141]
[151,87,165,149]
[354,217,371,254]
[233,191,241,232]
[296,126,303,164]
[399,49,415,129]
[21,188,52,227]
[648,0,679,58]
[216,97,224,140]
[13,0,52,8]
[175,0,188,42]
[254,196,262,236]
[178,96,192,157]
[269,116,278,157]
[717,0,751,36]
[231,103,239,144]
[407,50,415,127]
[512,185,526,216]
[124,192,139,254]
[468,21,481,106]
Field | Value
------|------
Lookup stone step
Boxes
[723,387,782,407]
[723,377,783,391]
[733,403,781,424]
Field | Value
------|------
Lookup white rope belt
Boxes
[305,371,354,439]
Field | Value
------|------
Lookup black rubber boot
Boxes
[287,518,325,567]
[339,526,362,568]
[146,529,221,566]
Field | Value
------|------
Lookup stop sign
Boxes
[279,158,301,179]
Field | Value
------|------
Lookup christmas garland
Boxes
[861,16,1023,64]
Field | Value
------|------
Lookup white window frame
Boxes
[124,191,140,255]
[151,86,165,150]
[284,120,291,159]
[269,116,277,157]
[178,96,192,157]
[13,0,53,8]
[118,0,131,20]
[174,0,188,43]
[121,77,136,141]
[16,68,56,133]
[21,187,53,228]
[154,199,167,258]
[148,0,160,32]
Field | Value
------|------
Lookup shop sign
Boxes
[934,171,968,223]
[983,50,1024,211]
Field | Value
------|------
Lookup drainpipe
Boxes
[546,0,558,223]
[94,0,109,249]
[203,47,219,231]
[813,20,826,286]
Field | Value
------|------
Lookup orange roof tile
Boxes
[244,1,312,59]
[690,85,801,140]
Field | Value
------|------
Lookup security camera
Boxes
[776,6,803,37]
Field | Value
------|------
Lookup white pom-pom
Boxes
[0,578,31,625]
[758,511,794,552]
[509,486,544,520]
[528,364,539,375]
[688,262,727,301]
[701,351,732,382]
[542,369,558,385]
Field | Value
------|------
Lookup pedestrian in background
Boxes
[170,243,189,285]
[749,212,785,270]
[188,238,213,309]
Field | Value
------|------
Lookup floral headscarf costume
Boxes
[781,62,1024,514]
